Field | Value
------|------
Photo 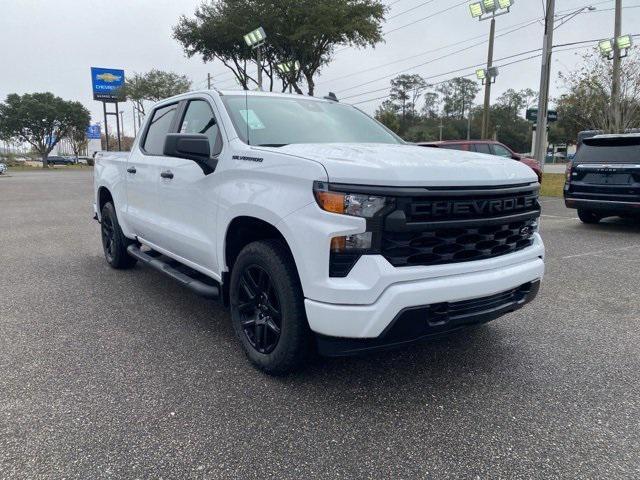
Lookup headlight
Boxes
[313,181,393,277]
[313,181,389,218]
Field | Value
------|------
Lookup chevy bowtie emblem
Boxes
[96,73,122,83]
[520,226,533,236]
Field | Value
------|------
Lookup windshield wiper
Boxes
[256,143,288,147]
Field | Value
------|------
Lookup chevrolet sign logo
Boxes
[96,73,122,83]
[414,195,538,217]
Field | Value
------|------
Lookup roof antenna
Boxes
[324,92,339,102]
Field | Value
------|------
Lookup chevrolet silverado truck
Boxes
[565,134,640,223]
[93,90,544,374]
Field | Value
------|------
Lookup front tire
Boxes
[577,209,602,224]
[230,240,313,375]
[100,202,137,269]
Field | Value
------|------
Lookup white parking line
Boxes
[561,245,639,259]
[541,214,578,220]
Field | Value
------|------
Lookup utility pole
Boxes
[207,73,212,89]
[439,118,444,141]
[467,111,472,140]
[612,0,622,133]
[481,18,496,139]
[534,0,555,169]
[132,105,137,137]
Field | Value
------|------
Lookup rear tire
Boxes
[229,239,313,375]
[577,209,601,224]
[100,202,137,269]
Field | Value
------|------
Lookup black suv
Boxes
[564,134,640,223]
[47,156,75,165]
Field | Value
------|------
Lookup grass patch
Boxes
[540,173,565,197]
[5,164,94,172]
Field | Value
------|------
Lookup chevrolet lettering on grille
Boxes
[413,194,539,218]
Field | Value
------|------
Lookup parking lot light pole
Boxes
[469,0,514,139]
[612,0,622,133]
[243,27,267,91]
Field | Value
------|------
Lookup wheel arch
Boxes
[97,186,114,217]
[222,215,301,306]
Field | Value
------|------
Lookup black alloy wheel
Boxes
[101,213,116,262]
[237,265,282,354]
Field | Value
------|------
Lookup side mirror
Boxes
[164,133,210,163]
[164,133,217,174]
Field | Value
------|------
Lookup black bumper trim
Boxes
[564,197,640,213]
[316,280,540,357]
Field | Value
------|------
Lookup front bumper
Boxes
[317,280,540,356]
[304,253,544,341]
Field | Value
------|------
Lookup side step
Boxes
[126,245,220,299]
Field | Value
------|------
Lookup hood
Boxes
[260,143,537,187]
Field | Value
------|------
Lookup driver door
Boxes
[152,98,224,275]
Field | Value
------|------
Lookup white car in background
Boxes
[0,163,7,174]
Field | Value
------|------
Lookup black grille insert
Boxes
[382,184,540,268]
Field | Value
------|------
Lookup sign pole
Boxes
[115,101,122,151]
[103,101,109,152]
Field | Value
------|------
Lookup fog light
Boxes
[331,232,373,252]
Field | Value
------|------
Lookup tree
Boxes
[386,74,427,134]
[0,93,90,167]
[67,126,88,159]
[173,0,386,95]
[437,77,480,119]
[496,88,537,120]
[122,70,192,123]
[421,90,440,119]
[556,48,640,136]
[375,100,400,132]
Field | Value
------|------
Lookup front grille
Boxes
[381,184,540,268]
[382,218,536,267]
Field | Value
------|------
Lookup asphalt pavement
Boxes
[1,170,639,479]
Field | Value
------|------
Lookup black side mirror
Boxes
[164,133,215,174]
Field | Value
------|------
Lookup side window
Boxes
[492,144,513,158]
[474,143,491,154]
[143,103,178,155]
[179,100,221,154]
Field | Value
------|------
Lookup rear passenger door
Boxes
[126,102,179,243]
[473,143,492,155]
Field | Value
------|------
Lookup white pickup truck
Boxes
[94,89,544,374]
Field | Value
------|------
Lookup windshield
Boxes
[575,137,640,164]
[221,95,402,146]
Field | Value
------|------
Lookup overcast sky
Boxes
[2,0,639,137]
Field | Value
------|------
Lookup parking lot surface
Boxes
[1,170,639,479]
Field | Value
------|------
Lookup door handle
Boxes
[160,170,174,179]
[126,166,136,174]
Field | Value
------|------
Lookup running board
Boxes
[126,245,220,299]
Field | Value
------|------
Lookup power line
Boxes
[336,18,541,94]
[318,16,543,87]
[384,0,468,35]
[387,0,437,20]
[349,35,639,106]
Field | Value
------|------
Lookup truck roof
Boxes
[160,89,337,104]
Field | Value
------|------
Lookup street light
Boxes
[599,35,633,59]
[468,0,512,21]
[277,60,300,93]
[469,1,513,139]
[243,27,267,91]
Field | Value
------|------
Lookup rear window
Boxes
[575,137,640,164]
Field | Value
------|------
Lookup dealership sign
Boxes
[91,67,125,102]
[86,124,101,140]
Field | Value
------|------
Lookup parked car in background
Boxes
[564,134,640,223]
[0,162,7,174]
[417,140,543,183]
[47,156,75,166]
